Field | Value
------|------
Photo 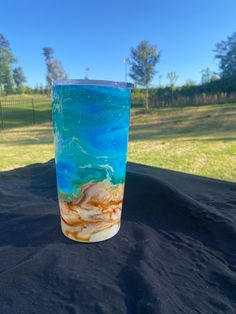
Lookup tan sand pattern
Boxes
[59,180,124,242]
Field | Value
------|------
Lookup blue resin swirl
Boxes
[52,84,131,200]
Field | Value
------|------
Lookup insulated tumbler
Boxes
[52,80,132,242]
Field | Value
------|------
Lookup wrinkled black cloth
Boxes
[0,160,236,314]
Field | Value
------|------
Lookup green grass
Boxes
[0,102,236,182]
[0,94,49,100]
[0,97,51,129]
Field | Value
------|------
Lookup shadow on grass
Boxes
[1,103,236,145]
[182,137,236,142]
[2,121,236,146]
[1,128,53,146]
[129,119,235,141]
[5,126,52,134]
[1,109,52,130]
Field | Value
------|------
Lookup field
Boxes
[0,99,236,182]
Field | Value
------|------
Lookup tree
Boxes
[167,72,179,104]
[0,61,14,94]
[200,68,219,84]
[0,33,16,94]
[34,84,40,94]
[39,84,45,95]
[167,72,179,87]
[200,68,210,84]
[158,74,162,86]
[129,40,160,109]
[185,79,196,87]
[215,31,236,79]
[13,67,26,90]
[0,33,9,49]
[42,47,67,87]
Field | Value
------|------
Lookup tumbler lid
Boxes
[53,79,133,88]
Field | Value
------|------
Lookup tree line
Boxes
[128,31,236,109]
[0,33,67,95]
[0,31,236,108]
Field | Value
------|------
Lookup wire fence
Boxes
[0,98,51,130]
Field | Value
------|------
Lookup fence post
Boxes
[0,101,3,130]
[32,99,35,124]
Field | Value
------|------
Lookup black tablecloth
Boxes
[0,160,236,314]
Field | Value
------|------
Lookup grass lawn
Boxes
[0,94,49,100]
[0,102,235,182]
[0,97,51,129]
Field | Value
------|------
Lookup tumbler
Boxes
[52,80,132,242]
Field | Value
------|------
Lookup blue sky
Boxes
[1,0,236,87]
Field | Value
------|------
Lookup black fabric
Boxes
[0,160,236,314]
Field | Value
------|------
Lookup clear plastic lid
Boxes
[53,79,133,88]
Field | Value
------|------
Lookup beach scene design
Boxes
[52,83,131,242]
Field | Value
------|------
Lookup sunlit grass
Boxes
[0,103,235,182]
